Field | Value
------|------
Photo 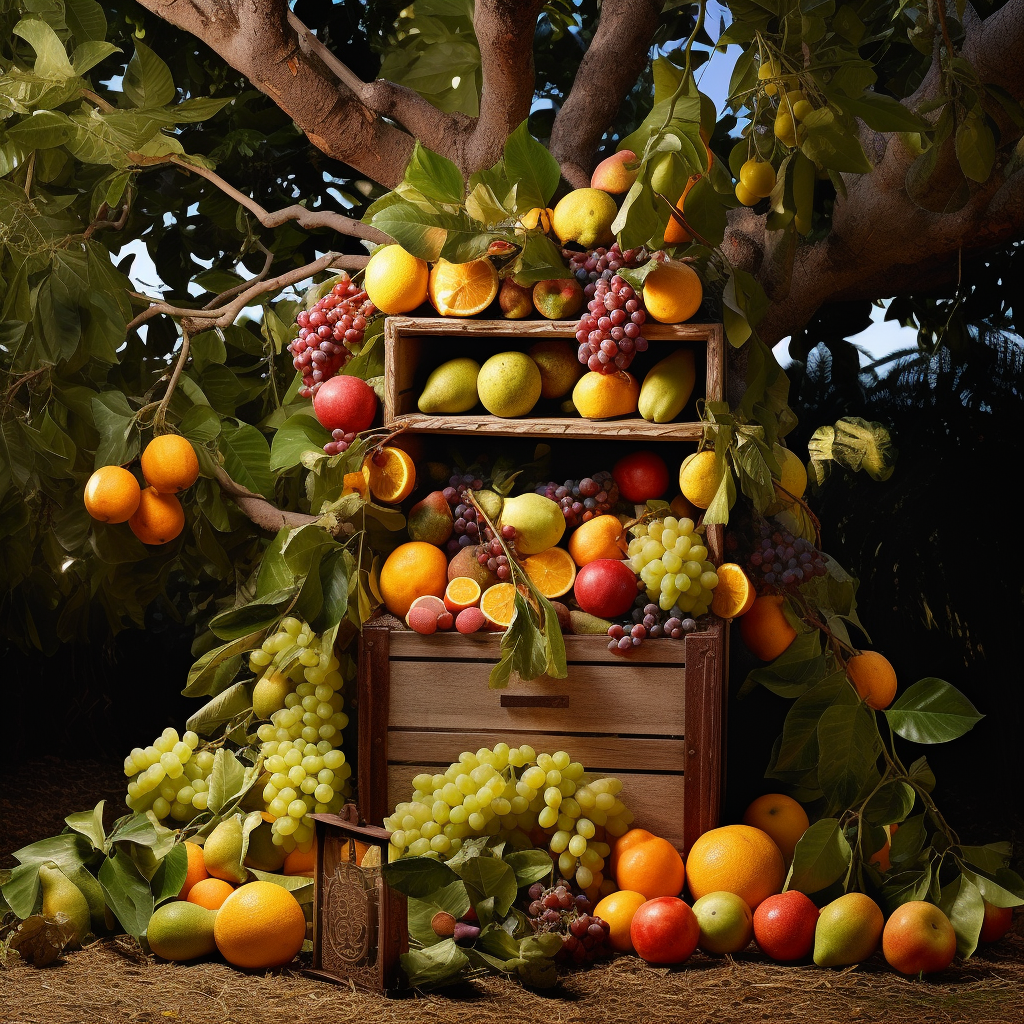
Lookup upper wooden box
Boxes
[382,317,724,442]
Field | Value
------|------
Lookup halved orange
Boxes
[444,577,482,612]
[710,563,756,619]
[521,546,577,598]
[342,470,369,498]
[428,257,499,317]
[480,582,518,628]
[362,447,415,504]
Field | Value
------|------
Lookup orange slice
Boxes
[342,470,369,498]
[710,563,756,619]
[480,582,518,628]
[444,577,482,612]
[428,257,499,317]
[362,447,415,504]
[521,547,577,598]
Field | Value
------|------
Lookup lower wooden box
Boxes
[357,622,727,853]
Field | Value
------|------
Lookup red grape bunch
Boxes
[747,521,829,589]
[607,592,701,655]
[565,243,648,298]
[289,275,376,398]
[575,275,650,374]
[534,472,620,528]
[526,880,612,966]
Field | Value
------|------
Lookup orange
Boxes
[642,259,703,323]
[428,257,499,317]
[178,841,209,899]
[341,470,369,498]
[378,541,448,619]
[663,174,701,245]
[609,828,654,877]
[869,823,898,873]
[594,890,647,953]
[480,583,518,628]
[567,515,628,567]
[140,434,200,494]
[615,836,686,899]
[129,486,185,545]
[363,244,429,314]
[362,446,415,504]
[685,824,786,911]
[710,563,756,619]
[521,547,576,598]
[572,370,640,420]
[670,494,698,520]
[739,595,798,662]
[84,465,142,523]
[213,880,307,969]
[846,650,897,710]
[187,876,235,910]
[283,844,317,877]
[741,793,809,864]
[444,576,482,612]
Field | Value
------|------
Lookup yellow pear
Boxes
[38,862,91,948]
[202,816,249,884]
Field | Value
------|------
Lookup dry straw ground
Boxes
[3,758,1022,1024]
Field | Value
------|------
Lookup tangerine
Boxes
[609,828,654,876]
[846,651,897,710]
[283,844,317,877]
[178,840,209,899]
[129,487,185,545]
[214,880,307,969]
[572,370,639,419]
[84,465,141,523]
[140,434,200,494]
[741,793,809,863]
[642,259,703,323]
[378,541,448,619]
[685,824,786,910]
[739,595,798,662]
[444,576,482,612]
[567,515,628,567]
[187,876,236,910]
[594,890,648,953]
[615,836,686,899]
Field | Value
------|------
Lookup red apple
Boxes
[312,374,378,433]
[882,900,957,975]
[753,890,819,962]
[629,896,700,965]
[612,450,670,503]
[979,900,1014,944]
[573,558,639,619]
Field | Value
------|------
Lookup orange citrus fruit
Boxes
[84,465,141,523]
[642,259,703,323]
[178,840,209,899]
[140,434,200,494]
[594,890,648,953]
[521,547,577,598]
[567,515,628,567]
[670,494,698,521]
[428,257,499,317]
[480,582,518,628]
[129,486,185,545]
[846,650,897,710]
[664,173,701,245]
[187,876,236,910]
[572,370,640,419]
[685,824,786,911]
[378,541,449,619]
[444,576,482,612]
[615,836,686,900]
[363,244,429,314]
[711,564,756,619]
[282,844,317,877]
[213,880,307,969]
[739,595,798,662]
[609,828,655,877]
[741,793,809,863]
[362,446,415,504]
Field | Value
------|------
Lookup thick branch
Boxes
[212,464,318,531]
[549,0,665,188]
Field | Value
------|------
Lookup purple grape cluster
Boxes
[323,429,358,457]
[476,526,517,580]
[526,881,612,966]
[748,522,828,588]
[575,276,649,374]
[565,243,648,299]
[607,594,700,655]
[442,473,485,556]
[289,276,376,398]
[534,471,620,527]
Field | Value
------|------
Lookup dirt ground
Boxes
[2,758,1023,1024]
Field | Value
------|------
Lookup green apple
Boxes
[692,890,754,954]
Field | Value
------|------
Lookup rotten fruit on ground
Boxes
[417,357,480,414]
[476,351,542,417]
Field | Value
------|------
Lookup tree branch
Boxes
[549,0,666,188]
[211,464,319,531]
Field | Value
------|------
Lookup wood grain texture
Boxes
[357,624,393,832]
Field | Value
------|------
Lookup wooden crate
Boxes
[382,317,724,441]
[357,623,727,854]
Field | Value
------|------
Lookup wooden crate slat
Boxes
[386,413,705,440]
[387,730,686,772]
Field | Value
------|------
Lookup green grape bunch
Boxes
[124,728,212,821]
[628,515,719,615]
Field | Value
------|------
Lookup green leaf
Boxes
[817,702,882,813]
[745,632,826,699]
[787,818,852,894]
[219,423,274,499]
[99,850,153,940]
[768,670,852,777]
[209,594,293,641]
[501,122,560,212]
[835,92,929,133]
[680,174,727,247]
[66,0,108,42]
[881,867,933,911]
[106,812,177,860]
[956,109,996,183]
[6,110,77,149]
[889,813,926,868]
[400,938,470,991]
[885,678,983,744]
[64,802,106,852]
[309,548,351,634]
[503,850,554,889]
[459,857,518,917]
[938,873,985,958]
[186,681,252,737]
[407,880,472,946]
[207,750,253,815]
[864,781,916,826]
[72,40,120,75]
[801,121,872,174]
[465,182,510,225]
[90,391,138,469]
[958,866,1024,909]
[123,40,175,109]
[382,856,460,898]
[512,232,571,285]
[247,869,314,903]
[1,863,41,918]
[179,404,221,444]
[13,18,75,79]
[151,843,188,906]
[369,200,448,262]
[184,629,268,697]
[404,141,465,206]
[957,842,1012,875]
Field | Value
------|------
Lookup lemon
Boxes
[364,244,429,314]
[551,188,618,248]
[680,450,723,509]
[477,352,541,417]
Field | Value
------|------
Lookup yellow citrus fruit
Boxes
[444,576,482,612]
[642,259,703,324]
[178,841,209,899]
[847,650,898,710]
[567,515,628,567]
[685,824,786,910]
[741,793,810,864]
[739,160,777,199]
[792,99,814,122]
[594,890,648,953]
[379,541,449,619]
[520,207,553,233]
[774,444,807,500]
[362,446,415,504]
[480,582,518,628]
[427,257,499,317]
[774,111,798,147]
[757,58,781,96]
[735,181,760,207]
[213,880,307,969]
[739,595,798,662]
[129,486,185,545]
[572,370,639,419]
[521,546,577,598]
[187,876,235,910]
[679,450,722,509]
[663,174,701,246]
[551,188,618,249]
[83,465,141,523]
[140,434,200,494]
[363,244,429,314]
[710,563,756,619]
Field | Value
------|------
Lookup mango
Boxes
[638,348,696,423]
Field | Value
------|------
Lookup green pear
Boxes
[418,358,480,414]
[813,891,885,967]
[638,347,695,423]
[244,817,287,873]
[67,865,108,933]
[146,901,218,961]
[38,862,91,948]
[475,489,504,523]
[497,492,565,555]
[568,610,612,635]
[202,815,249,884]
[407,491,454,545]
